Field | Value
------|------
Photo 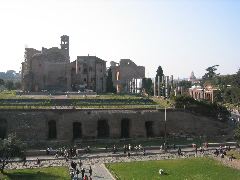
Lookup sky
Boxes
[0,0,239,79]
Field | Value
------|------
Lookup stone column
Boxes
[154,78,156,96]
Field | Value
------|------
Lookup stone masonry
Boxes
[0,109,229,146]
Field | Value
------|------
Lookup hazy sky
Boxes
[0,0,239,78]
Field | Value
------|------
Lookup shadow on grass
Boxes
[5,171,62,180]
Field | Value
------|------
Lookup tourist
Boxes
[81,168,85,179]
[70,171,74,179]
[229,154,234,161]
[22,156,26,166]
[128,151,131,157]
[71,161,77,170]
[79,160,83,168]
[214,149,219,156]
[89,166,92,177]
[128,144,131,151]
[205,142,209,149]
[36,158,40,166]
[83,174,88,180]
[123,145,127,154]
[135,145,138,155]
[76,168,80,178]
[160,145,163,151]
[113,145,117,154]
[177,147,182,156]
[143,148,146,156]
[46,147,50,155]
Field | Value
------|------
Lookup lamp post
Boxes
[164,107,167,151]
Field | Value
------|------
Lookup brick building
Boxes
[21,36,106,93]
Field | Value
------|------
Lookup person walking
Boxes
[81,168,85,179]
[89,166,92,177]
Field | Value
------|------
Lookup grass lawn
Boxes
[106,158,240,180]
[0,167,69,180]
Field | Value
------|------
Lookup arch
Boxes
[0,119,7,139]
[121,118,130,138]
[48,120,57,139]
[145,121,154,137]
[73,122,82,139]
[97,119,109,138]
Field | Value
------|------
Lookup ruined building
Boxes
[21,36,106,93]
[71,56,106,93]
[110,59,145,93]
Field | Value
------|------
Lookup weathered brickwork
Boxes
[0,109,229,146]
[21,35,106,93]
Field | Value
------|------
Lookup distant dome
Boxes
[189,71,196,80]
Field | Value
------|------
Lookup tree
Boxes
[14,81,22,90]
[155,66,164,83]
[202,65,219,84]
[0,134,25,173]
[0,79,4,86]
[106,68,116,93]
[179,80,192,89]
[5,80,14,90]
[236,68,240,87]
[142,78,153,95]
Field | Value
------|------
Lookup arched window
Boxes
[97,120,109,138]
[0,119,7,139]
[48,120,57,139]
[73,122,82,139]
[121,119,130,138]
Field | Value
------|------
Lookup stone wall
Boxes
[0,109,229,145]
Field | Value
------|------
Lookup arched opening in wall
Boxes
[73,122,82,139]
[97,119,109,138]
[48,120,57,139]
[145,121,154,137]
[0,119,7,139]
[121,119,130,138]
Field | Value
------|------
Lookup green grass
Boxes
[106,158,240,180]
[0,167,69,180]
[0,91,17,99]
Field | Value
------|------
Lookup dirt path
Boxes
[213,156,240,170]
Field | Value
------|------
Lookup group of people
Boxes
[46,146,78,159]
[213,145,232,159]
[123,144,146,156]
[108,144,146,157]
[70,160,93,180]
